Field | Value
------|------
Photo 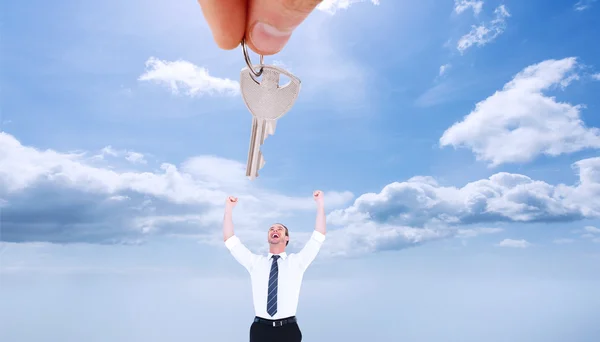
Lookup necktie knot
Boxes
[272,255,280,261]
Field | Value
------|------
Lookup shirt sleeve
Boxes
[294,230,326,270]
[225,235,260,272]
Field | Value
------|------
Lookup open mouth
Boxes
[271,233,280,238]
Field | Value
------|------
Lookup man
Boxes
[223,190,326,342]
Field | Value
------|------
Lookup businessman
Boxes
[223,190,326,342]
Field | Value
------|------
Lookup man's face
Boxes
[267,224,288,246]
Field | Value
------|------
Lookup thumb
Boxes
[246,0,322,55]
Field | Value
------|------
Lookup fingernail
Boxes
[250,22,293,54]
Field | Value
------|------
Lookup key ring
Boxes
[242,38,264,78]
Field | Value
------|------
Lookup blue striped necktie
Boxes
[266,255,280,316]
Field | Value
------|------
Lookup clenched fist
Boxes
[313,190,324,206]
[225,196,238,209]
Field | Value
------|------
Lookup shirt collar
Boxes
[268,252,287,260]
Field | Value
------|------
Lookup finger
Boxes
[198,0,248,50]
[246,0,322,55]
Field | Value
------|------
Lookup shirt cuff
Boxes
[311,230,326,243]
[224,235,240,250]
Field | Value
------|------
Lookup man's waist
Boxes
[253,316,297,327]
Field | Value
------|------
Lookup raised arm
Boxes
[295,190,327,270]
[223,196,237,242]
[314,190,326,236]
[223,196,259,272]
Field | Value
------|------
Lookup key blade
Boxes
[259,151,265,169]
[245,121,272,180]
[246,117,265,179]
[256,120,277,173]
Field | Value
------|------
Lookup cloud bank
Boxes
[328,159,600,227]
[0,132,353,247]
[3,127,600,256]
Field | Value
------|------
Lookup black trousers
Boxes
[249,316,302,342]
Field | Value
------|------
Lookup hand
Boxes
[197,0,321,55]
[313,190,324,207]
[225,196,238,209]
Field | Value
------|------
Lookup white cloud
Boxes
[125,152,146,164]
[317,0,380,14]
[457,5,510,53]
[497,238,530,248]
[328,158,600,229]
[440,57,600,166]
[576,225,600,241]
[109,195,129,201]
[454,0,484,15]
[92,145,147,164]
[574,0,597,11]
[439,64,451,76]
[321,222,453,257]
[583,225,600,234]
[592,73,600,80]
[100,146,119,157]
[138,57,239,97]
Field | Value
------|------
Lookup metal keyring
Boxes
[241,38,264,78]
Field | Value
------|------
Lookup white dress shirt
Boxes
[225,230,326,320]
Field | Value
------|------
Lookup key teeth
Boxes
[259,153,265,169]
[266,120,277,136]
[246,151,265,180]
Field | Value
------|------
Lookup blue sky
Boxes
[2,0,600,341]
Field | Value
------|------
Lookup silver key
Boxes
[240,41,301,180]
